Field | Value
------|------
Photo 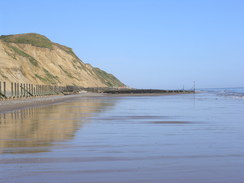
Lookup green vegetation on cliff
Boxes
[0,33,125,87]
[0,33,79,58]
[93,68,124,87]
[8,45,39,66]
[0,33,53,49]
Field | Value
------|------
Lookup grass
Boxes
[8,45,39,66]
[43,69,59,83]
[71,59,86,71]
[34,70,59,84]
[54,43,80,59]
[58,65,75,78]
[0,33,53,49]
[93,68,125,87]
[0,33,80,60]
[35,74,46,82]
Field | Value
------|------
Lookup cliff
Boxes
[0,33,125,87]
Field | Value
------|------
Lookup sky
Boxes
[0,0,243,89]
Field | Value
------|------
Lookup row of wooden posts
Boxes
[0,81,66,99]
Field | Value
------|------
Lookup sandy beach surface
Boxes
[0,93,104,113]
[0,92,185,114]
[0,92,244,183]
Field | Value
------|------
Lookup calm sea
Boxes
[0,88,244,183]
[200,87,244,98]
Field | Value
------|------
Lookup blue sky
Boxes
[1,0,243,89]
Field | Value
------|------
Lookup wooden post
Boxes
[16,83,18,98]
[24,84,26,97]
[30,84,32,96]
[3,82,6,98]
[35,85,37,96]
[17,83,19,98]
[11,82,13,98]
[27,84,29,97]
[28,84,30,97]
[0,82,1,95]
[39,85,41,96]
[25,84,28,97]
[29,84,31,97]
[20,83,22,97]
[14,83,17,98]
[33,85,36,96]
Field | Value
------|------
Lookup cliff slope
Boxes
[0,33,125,87]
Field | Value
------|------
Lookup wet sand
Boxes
[0,92,182,113]
[0,93,244,183]
[0,93,104,113]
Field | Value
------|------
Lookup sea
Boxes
[0,87,244,183]
[200,87,244,98]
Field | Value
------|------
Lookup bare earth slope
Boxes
[0,33,125,87]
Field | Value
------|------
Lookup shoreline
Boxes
[105,92,194,97]
[0,93,104,114]
[0,92,193,114]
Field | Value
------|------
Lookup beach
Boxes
[0,93,105,113]
[0,92,188,113]
[0,91,244,183]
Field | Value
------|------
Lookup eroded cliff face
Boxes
[0,33,125,87]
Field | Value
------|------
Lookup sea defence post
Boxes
[0,80,195,100]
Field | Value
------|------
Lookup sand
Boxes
[0,92,191,114]
[1,92,244,183]
[0,93,104,113]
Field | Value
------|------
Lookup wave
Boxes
[200,87,244,99]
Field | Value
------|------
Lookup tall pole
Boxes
[193,81,196,93]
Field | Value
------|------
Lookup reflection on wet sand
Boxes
[93,115,170,121]
[150,121,192,124]
[0,97,116,154]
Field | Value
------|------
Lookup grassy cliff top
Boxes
[0,33,79,59]
[0,33,53,48]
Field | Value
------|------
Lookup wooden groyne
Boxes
[0,81,66,99]
[0,80,195,100]
[0,81,117,100]
[100,89,194,94]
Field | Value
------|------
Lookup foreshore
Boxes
[0,91,194,114]
[0,93,104,114]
